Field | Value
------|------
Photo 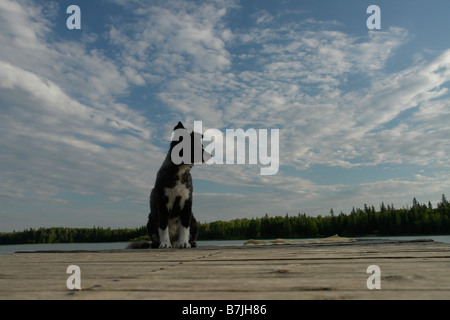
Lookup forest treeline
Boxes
[0,226,147,245]
[199,195,450,240]
[1,194,450,245]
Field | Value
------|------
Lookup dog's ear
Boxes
[174,121,184,130]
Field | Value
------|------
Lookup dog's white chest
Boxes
[164,180,190,212]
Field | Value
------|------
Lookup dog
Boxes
[145,121,210,249]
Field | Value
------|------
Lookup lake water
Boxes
[1,235,450,255]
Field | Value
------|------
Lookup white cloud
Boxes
[0,60,158,203]
[0,0,160,213]
[0,0,54,50]
[109,0,235,73]
[104,1,450,217]
[123,66,146,86]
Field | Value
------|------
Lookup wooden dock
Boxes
[1,239,450,300]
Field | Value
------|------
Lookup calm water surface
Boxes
[1,235,450,255]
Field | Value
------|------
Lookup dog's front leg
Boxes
[178,210,192,248]
[158,227,172,248]
[158,209,172,248]
[178,225,191,248]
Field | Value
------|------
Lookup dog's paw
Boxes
[159,241,172,249]
[179,242,191,249]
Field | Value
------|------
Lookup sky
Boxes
[1,0,450,232]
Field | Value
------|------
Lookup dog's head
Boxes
[170,122,211,165]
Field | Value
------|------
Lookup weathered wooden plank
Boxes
[1,240,450,299]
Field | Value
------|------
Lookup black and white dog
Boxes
[146,122,210,249]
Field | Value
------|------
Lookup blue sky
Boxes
[1,0,450,232]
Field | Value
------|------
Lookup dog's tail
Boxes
[126,240,151,249]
